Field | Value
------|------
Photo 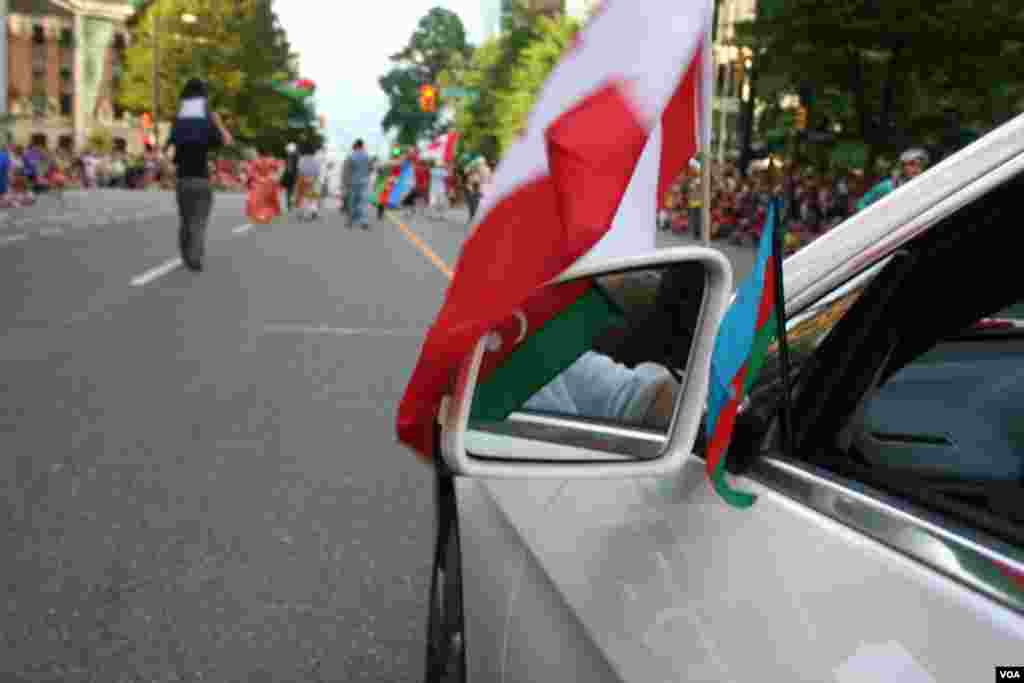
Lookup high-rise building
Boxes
[4,0,139,152]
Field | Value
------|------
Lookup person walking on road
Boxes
[282,142,299,211]
[296,143,321,220]
[346,139,371,230]
[164,78,233,272]
[464,156,490,225]
[340,146,354,218]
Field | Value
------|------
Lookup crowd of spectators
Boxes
[657,155,927,253]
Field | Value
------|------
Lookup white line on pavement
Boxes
[232,223,253,235]
[131,258,183,287]
[0,233,27,246]
[261,324,425,337]
[40,227,63,237]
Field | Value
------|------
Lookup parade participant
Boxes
[346,139,371,229]
[296,143,321,220]
[282,142,299,210]
[164,78,234,272]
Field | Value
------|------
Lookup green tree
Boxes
[380,7,472,145]
[390,6,471,82]
[450,1,578,161]
[736,0,1024,170]
[120,0,312,156]
[494,13,580,152]
[380,67,440,146]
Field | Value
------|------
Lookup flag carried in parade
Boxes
[425,131,461,164]
[396,0,715,460]
[385,160,417,208]
[271,78,316,101]
[704,199,786,508]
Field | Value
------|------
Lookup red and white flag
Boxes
[425,131,460,164]
[397,0,714,460]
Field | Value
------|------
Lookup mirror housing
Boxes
[439,246,733,478]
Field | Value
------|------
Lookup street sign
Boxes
[441,87,479,103]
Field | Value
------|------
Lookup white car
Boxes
[425,112,1024,682]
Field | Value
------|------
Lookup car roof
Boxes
[782,112,1024,317]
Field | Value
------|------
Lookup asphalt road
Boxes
[0,189,755,682]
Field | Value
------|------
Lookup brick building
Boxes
[5,0,142,154]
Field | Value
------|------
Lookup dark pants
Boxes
[466,191,481,223]
[689,207,702,239]
[176,177,213,269]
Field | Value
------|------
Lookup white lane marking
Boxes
[261,324,425,337]
[0,233,28,246]
[131,258,183,286]
[232,223,253,235]
[40,227,63,237]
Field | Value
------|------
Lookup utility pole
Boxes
[0,0,7,144]
[152,5,160,147]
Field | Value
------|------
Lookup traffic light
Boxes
[795,106,808,131]
[419,84,438,113]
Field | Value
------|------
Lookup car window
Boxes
[840,297,1024,482]
[745,257,890,404]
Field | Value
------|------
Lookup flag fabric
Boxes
[272,79,316,101]
[426,132,461,164]
[386,161,416,208]
[704,200,784,508]
[396,0,715,460]
[372,168,395,208]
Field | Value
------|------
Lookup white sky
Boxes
[274,1,488,158]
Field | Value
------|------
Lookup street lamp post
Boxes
[152,6,160,147]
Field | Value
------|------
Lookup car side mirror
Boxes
[439,246,733,478]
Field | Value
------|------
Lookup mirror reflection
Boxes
[468,262,707,437]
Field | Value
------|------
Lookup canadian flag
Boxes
[397,0,714,460]
[425,131,460,164]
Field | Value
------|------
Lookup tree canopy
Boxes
[119,0,323,155]
[448,2,579,162]
[736,0,1024,168]
[380,7,472,145]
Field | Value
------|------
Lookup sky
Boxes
[274,1,489,159]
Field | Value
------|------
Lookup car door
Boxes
[454,173,1024,682]
[612,169,1024,682]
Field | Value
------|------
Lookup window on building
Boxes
[113,103,124,120]
[32,95,46,118]
[60,94,72,117]
[113,33,126,50]
[30,133,47,148]
[60,28,74,48]
[58,135,73,152]
[113,137,127,153]
[32,24,45,45]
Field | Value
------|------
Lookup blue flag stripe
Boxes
[706,201,777,437]
[387,161,416,208]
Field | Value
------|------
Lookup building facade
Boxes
[712,0,757,162]
[5,0,141,154]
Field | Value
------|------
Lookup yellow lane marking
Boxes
[387,212,454,280]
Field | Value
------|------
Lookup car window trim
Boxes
[750,455,1024,615]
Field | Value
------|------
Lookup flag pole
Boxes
[771,196,794,457]
[700,7,713,245]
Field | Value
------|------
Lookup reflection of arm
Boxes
[527,351,678,428]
